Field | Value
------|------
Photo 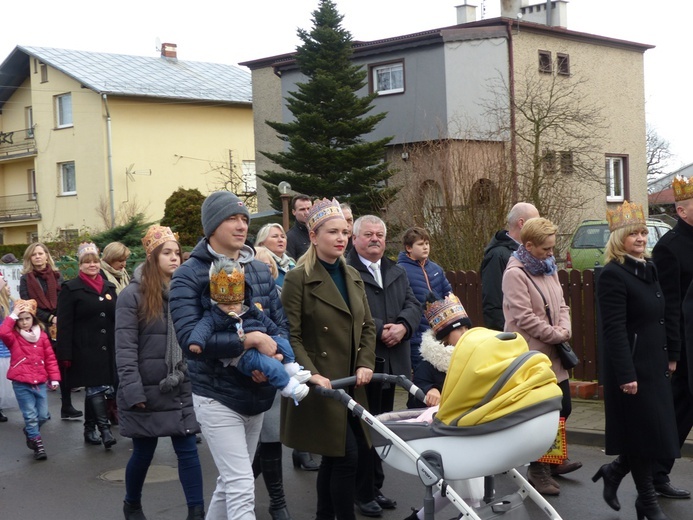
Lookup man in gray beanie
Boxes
[170,190,291,518]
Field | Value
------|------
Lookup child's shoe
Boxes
[32,436,47,460]
[23,427,33,450]
[284,362,312,383]
[280,378,310,405]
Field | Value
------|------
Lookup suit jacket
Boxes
[280,259,376,457]
[346,249,421,379]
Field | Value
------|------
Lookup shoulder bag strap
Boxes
[520,268,554,326]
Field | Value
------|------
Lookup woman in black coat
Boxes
[594,201,679,520]
[116,226,203,520]
[56,242,118,449]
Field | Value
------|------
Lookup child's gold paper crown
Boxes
[606,200,646,232]
[672,176,693,202]
[15,298,38,316]
[424,293,468,336]
[307,198,344,231]
[142,225,179,255]
[209,259,245,304]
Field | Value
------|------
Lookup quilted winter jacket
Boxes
[396,252,453,349]
[115,270,200,439]
[170,239,288,416]
[0,317,60,385]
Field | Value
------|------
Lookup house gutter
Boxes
[506,20,518,203]
[101,94,115,228]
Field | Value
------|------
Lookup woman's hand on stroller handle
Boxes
[355,367,373,387]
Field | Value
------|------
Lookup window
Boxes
[60,229,79,241]
[606,155,628,202]
[371,61,404,95]
[55,93,73,128]
[241,160,256,193]
[59,161,76,195]
[40,62,48,83]
[560,151,574,175]
[539,50,552,73]
[27,169,37,200]
[27,232,38,243]
[557,53,570,75]
[470,179,496,206]
[543,150,557,175]
[25,106,34,138]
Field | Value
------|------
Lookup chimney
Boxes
[456,2,477,24]
[161,43,177,60]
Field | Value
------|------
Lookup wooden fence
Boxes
[446,269,599,382]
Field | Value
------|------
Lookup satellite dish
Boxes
[155,37,161,52]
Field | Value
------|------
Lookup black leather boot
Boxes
[260,443,292,520]
[291,449,318,471]
[123,501,147,520]
[186,505,205,520]
[592,455,629,511]
[83,399,102,445]
[89,392,116,450]
[630,456,671,520]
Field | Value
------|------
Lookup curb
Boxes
[568,427,693,459]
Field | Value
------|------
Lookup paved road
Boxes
[1,390,692,519]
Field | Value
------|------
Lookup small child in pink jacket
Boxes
[0,298,60,461]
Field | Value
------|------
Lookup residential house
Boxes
[241,0,652,235]
[648,162,693,215]
[0,44,255,244]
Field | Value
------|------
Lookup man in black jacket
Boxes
[346,215,421,516]
[285,194,312,260]
[480,202,539,330]
[651,178,693,499]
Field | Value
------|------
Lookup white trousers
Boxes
[193,394,264,520]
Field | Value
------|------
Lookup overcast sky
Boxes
[2,0,690,169]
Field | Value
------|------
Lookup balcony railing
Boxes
[0,193,40,222]
[0,127,37,159]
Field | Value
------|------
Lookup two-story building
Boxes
[0,44,255,244]
[241,0,652,234]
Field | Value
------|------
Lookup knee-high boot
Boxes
[258,442,292,520]
[592,454,629,511]
[83,396,101,445]
[88,392,116,450]
[630,456,670,520]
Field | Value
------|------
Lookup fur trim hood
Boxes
[420,329,455,373]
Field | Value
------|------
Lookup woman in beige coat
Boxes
[502,217,581,495]
[281,198,376,520]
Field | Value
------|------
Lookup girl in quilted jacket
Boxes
[0,298,60,460]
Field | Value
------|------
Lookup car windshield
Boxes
[571,224,609,249]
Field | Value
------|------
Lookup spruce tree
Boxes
[160,188,205,247]
[259,0,396,214]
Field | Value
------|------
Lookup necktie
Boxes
[370,262,382,288]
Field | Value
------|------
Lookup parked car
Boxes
[566,218,672,271]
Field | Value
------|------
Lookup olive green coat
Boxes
[280,260,376,457]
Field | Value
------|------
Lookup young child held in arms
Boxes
[0,298,60,460]
[188,258,310,403]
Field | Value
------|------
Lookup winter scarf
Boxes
[271,251,295,272]
[100,260,131,295]
[159,287,186,393]
[513,244,557,276]
[79,271,104,294]
[19,324,41,344]
[25,267,60,311]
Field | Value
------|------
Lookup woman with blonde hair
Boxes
[19,242,80,419]
[255,223,296,288]
[281,198,376,520]
[593,201,678,520]
[502,217,581,495]
[101,242,132,295]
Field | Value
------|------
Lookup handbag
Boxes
[520,269,578,370]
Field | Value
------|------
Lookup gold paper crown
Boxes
[142,225,179,255]
[77,242,99,260]
[209,259,245,304]
[307,198,344,231]
[424,294,469,336]
[606,200,646,232]
[672,176,693,202]
[15,298,38,316]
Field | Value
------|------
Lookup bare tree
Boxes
[95,195,151,229]
[484,66,608,236]
[646,124,673,179]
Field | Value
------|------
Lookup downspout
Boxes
[546,0,552,26]
[506,20,518,204]
[101,94,116,228]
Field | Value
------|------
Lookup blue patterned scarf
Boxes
[513,245,558,276]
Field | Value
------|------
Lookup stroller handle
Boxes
[312,374,426,404]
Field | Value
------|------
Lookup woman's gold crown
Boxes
[141,225,179,255]
[307,198,344,232]
[606,201,645,232]
[672,176,693,202]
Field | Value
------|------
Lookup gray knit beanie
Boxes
[201,191,251,238]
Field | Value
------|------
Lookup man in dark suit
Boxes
[346,215,421,516]
[285,194,312,260]
[651,177,693,499]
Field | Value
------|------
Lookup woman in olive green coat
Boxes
[281,198,376,520]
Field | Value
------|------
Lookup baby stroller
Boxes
[314,328,564,520]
